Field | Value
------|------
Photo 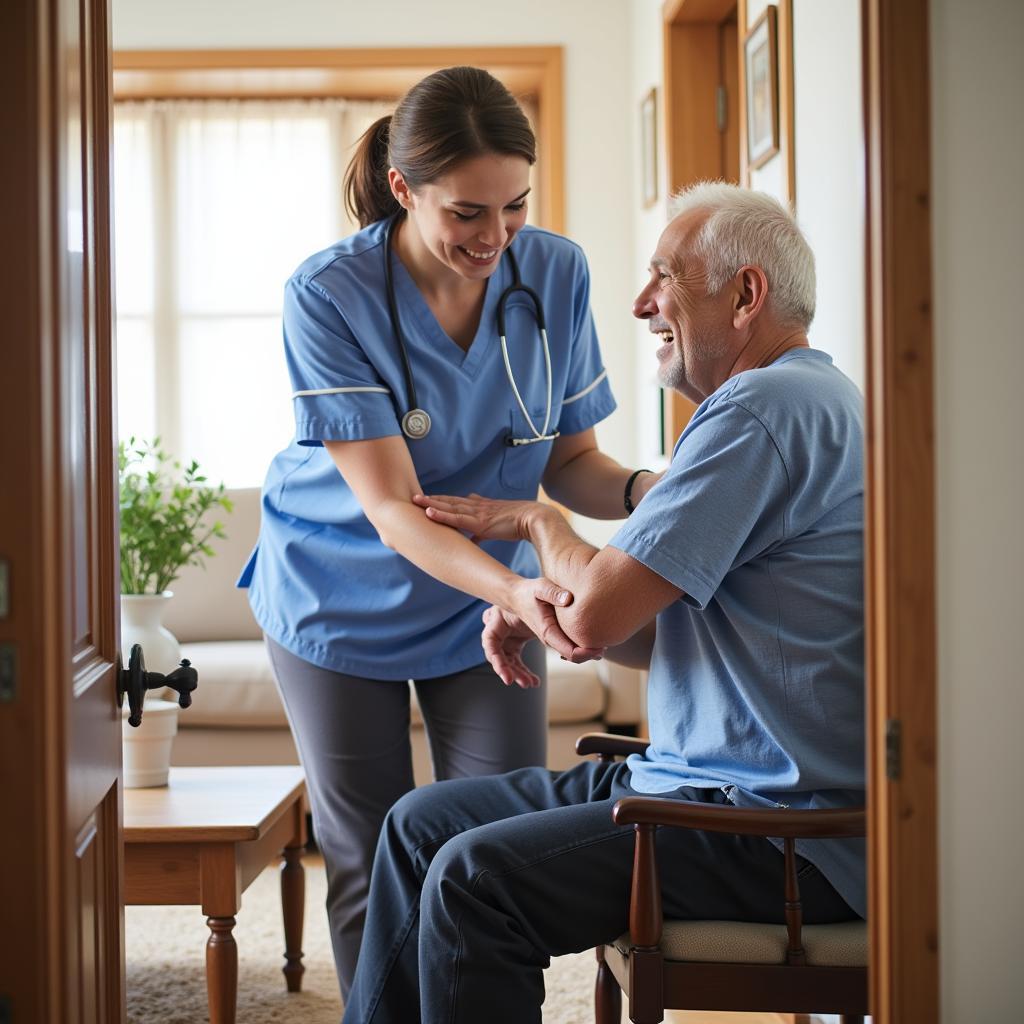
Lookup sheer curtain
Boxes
[113,97,393,487]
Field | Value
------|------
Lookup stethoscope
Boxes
[383,215,559,446]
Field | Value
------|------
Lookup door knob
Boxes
[118,643,198,727]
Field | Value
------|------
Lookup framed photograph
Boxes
[640,87,658,208]
[744,5,780,170]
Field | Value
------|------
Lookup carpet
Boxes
[125,857,599,1023]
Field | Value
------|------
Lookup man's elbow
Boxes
[559,596,632,651]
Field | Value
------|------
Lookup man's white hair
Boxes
[669,181,816,328]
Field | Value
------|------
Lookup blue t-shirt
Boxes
[240,220,616,680]
[610,348,866,918]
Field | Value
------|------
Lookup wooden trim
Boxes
[112,45,564,71]
[863,0,939,1020]
[737,0,750,184]
[663,0,736,23]
[112,47,565,234]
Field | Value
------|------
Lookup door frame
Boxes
[863,0,939,1019]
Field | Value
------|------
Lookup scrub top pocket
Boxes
[499,407,555,493]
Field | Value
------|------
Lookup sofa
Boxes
[161,488,645,784]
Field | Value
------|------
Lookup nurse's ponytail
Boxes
[343,66,536,230]
[344,116,399,228]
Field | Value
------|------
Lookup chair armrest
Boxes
[575,732,649,759]
[612,797,866,839]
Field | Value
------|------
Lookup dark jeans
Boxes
[342,759,858,1024]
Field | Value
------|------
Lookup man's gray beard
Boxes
[657,332,729,392]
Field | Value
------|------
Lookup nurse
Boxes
[240,65,656,996]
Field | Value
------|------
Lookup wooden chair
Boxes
[576,733,868,1024]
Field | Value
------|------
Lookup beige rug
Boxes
[126,857,598,1023]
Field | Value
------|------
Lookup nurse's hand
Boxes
[482,594,605,689]
[413,492,547,543]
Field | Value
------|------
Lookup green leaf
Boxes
[117,437,234,594]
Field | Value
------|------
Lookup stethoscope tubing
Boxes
[383,214,558,446]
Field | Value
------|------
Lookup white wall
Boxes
[793,0,864,391]
[931,0,1024,1018]
[111,0,639,498]
[629,0,672,476]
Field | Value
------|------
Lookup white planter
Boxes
[122,699,180,788]
[120,591,182,673]
[120,591,183,788]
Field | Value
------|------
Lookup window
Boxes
[113,98,392,487]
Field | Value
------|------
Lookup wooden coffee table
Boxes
[123,765,307,1024]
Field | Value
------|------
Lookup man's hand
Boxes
[412,492,554,543]
[481,605,544,687]
[482,584,605,688]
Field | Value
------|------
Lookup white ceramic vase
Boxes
[121,699,180,787]
[120,591,182,673]
[120,591,183,788]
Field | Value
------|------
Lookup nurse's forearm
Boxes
[543,448,662,520]
[372,498,525,608]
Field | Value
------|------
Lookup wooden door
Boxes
[0,0,124,1021]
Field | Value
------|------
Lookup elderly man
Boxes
[341,182,865,1024]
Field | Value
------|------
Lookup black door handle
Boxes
[117,643,198,727]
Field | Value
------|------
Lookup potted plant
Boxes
[118,436,232,786]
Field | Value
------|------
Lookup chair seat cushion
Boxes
[613,919,867,968]
[177,639,606,729]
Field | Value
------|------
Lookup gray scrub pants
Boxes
[264,635,548,999]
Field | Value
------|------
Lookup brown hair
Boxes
[343,66,537,229]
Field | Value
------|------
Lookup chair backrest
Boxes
[161,487,263,643]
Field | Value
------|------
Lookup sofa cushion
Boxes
[545,657,605,723]
[178,639,607,730]
[179,640,284,727]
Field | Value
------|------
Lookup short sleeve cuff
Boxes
[608,534,716,610]
[293,392,400,445]
[557,373,617,435]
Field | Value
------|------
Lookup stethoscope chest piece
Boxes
[401,408,432,440]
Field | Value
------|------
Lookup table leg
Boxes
[281,844,305,992]
[206,915,238,1024]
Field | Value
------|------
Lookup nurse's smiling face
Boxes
[389,153,531,281]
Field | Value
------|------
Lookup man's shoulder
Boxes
[723,348,862,421]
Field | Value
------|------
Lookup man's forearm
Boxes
[525,507,624,649]
[524,505,599,594]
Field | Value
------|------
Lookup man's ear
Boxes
[733,265,769,328]
[388,168,413,210]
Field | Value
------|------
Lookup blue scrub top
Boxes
[240,220,617,680]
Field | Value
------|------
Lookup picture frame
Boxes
[744,5,780,170]
[640,87,658,208]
